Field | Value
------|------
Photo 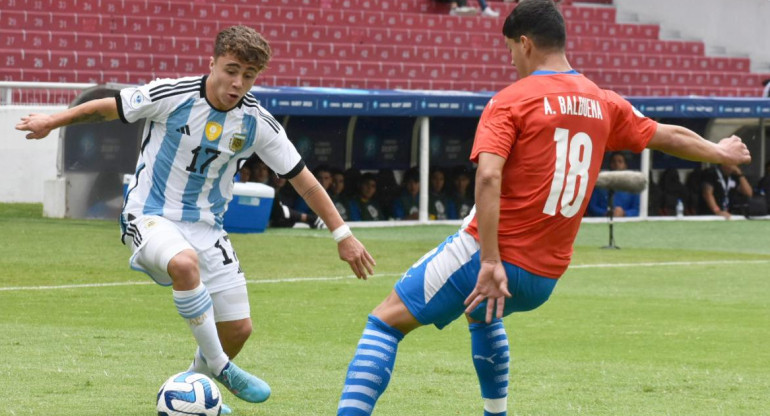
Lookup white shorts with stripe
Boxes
[123,215,250,321]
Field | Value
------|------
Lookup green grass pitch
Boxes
[1,203,768,415]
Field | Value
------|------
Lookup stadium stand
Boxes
[1,0,769,97]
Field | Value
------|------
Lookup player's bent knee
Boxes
[232,321,252,343]
[217,319,253,358]
[167,250,200,284]
[219,319,252,343]
[371,290,422,335]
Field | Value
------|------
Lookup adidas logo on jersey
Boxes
[176,125,191,135]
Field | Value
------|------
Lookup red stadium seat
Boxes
[0,28,29,49]
[690,72,710,86]
[562,5,617,23]
[0,67,23,81]
[165,36,207,56]
[0,0,29,11]
[19,68,55,83]
[0,49,50,70]
[0,10,32,30]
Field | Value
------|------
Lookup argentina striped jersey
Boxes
[117,75,302,233]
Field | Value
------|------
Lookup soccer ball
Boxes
[156,371,222,416]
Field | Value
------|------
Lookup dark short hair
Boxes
[312,164,332,175]
[360,172,378,184]
[451,165,472,179]
[403,167,420,183]
[214,25,272,72]
[610,152,627,162]
[502,0,566,50]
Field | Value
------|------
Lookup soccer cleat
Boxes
[215,362,271,403]
[220,403,232,414]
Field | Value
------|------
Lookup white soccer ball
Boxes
[156,371,222,416]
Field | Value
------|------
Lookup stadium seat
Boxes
[20,68,54,83]
[0,28,29,49]
[165,36,208,56]
[0,0,30,11]
[0,10,33,30]
[0,67,23,82]
[0,49,46,70]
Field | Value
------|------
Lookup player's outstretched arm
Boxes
[464,152,511,323]
[647,124,751,166]
[288,167,376,279]
[15,97,119,140]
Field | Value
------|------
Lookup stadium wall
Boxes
[1,106,63,202]
[615,0,770,71]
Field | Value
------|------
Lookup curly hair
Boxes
[214,25,272,72]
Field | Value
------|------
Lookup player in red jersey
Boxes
[337,1,751,415]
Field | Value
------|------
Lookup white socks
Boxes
[173,284,228,376]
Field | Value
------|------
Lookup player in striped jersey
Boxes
[337,1,751,415]
[17,25,375,411]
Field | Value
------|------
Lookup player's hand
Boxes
[338,236,376,280]
[464,260,511,323]
[15,113,54,140]
[718,135,751,166]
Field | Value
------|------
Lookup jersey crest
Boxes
[229,133,246,152]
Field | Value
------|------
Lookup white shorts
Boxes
[124,215,250,320]
[210,285,250,322]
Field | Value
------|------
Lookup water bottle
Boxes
[675,199,684,218]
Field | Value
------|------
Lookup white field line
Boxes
[568,259,770,269]
[0,259,768,292]
[0,273,401,292]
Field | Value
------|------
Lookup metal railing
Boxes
[0,81,97,106]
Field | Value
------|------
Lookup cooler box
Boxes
[123,174,132,198]
[223,182,275,233]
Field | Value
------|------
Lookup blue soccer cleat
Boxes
[215,362,271,403]
[220,403,232,414]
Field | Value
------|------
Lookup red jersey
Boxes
[465,71,657,278]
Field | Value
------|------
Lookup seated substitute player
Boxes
[586,152,640,217]
[16,25,375,414]
[336,1,751,415]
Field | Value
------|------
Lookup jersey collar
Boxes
[201,75,245,112]
[531,69,580,76]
